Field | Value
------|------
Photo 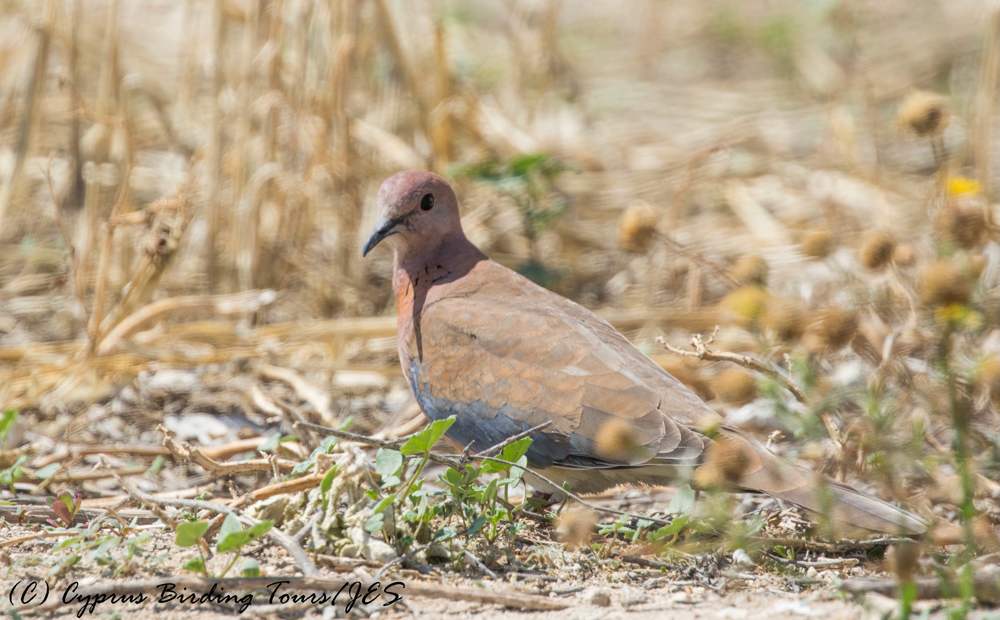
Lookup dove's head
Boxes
[362,170,463,258]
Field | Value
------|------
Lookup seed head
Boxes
[918,260,972,306]
[898,90,950,136]
[800,229,834,260]
[711,368,757,405]
[618,202,658,253]
[555,507,599,549]
[694,436,751,489]
[806,308,859,352]
[731,255,769,286]
[859,231,896,270]
[763,299,806,342]
[594,418,643,462]
[936,204,987,249]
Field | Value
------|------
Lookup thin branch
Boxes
[473,421,551,458]
[657,329,807,404]
[159,425,296,475]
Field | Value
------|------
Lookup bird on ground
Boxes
[362,170,926,536]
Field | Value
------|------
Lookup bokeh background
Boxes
[3,0,1000,556]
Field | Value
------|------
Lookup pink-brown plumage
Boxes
[363,170,926,536]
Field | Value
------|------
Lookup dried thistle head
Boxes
[935,204,987,249]
[884,541,921,583]
[555,507,599,549]
[858,231,896,270]
[898,90,950,137]
[763,299,805,342]
[800,229,834,260]
[720,286,770,328]
[976,356,1000,403]
[618,202,658,253]
[661,358,712,401]
[731,254,769,286]
[711,368,757,405]
[892,243,916,267]
[918,260,972,307]
[806,308,859,352]
[693,436,751,489]
[594,418,643,462]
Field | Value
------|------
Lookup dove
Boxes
[362,170,926,536]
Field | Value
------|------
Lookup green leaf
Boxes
[499,437,533,463]
[183,557,206,574]
[467,515,487,537]
[400,416,455,456]
[364,511,384,533]
[175,520,210,548]
[373,494,396,514]
[217,531,251,553]
[240,558,260,577]
[0,409,18,442]
[246,520,273,541]
[218,514,242,541]
[442,467,463,487]
[216,520,271,553]
[291,436,338,475]
[145,455,165,476]
[375,449,403,478]
[319,465,339,495]
[0,455,27,488]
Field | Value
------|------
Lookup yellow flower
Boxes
[947,176,982,197]
[933,304,982,330]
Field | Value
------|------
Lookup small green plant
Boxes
[176,515,273,577]
[360,415,538,567]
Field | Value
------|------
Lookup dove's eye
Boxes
[420,193,435,211]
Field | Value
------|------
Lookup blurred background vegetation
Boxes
[3,0,1000,605]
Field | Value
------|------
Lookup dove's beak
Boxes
[362,215,405,257]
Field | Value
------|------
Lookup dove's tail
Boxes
[722,429,927,536]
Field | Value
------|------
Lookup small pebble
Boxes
[732,548,755,566]
[586,589,611,607]
[620,592,648,608]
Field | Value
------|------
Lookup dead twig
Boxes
[657,328,807,404]
[473,421,551,458]
[842,565,1000,604]
[159,425,296,475]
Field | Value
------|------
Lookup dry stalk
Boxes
[204,0,227,289]
[62,0,85,211]
[159,425,296,475]
[0,0,53,237]
[373,0,432,157]
[975,10,1000,202]
[95,289,277,355]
